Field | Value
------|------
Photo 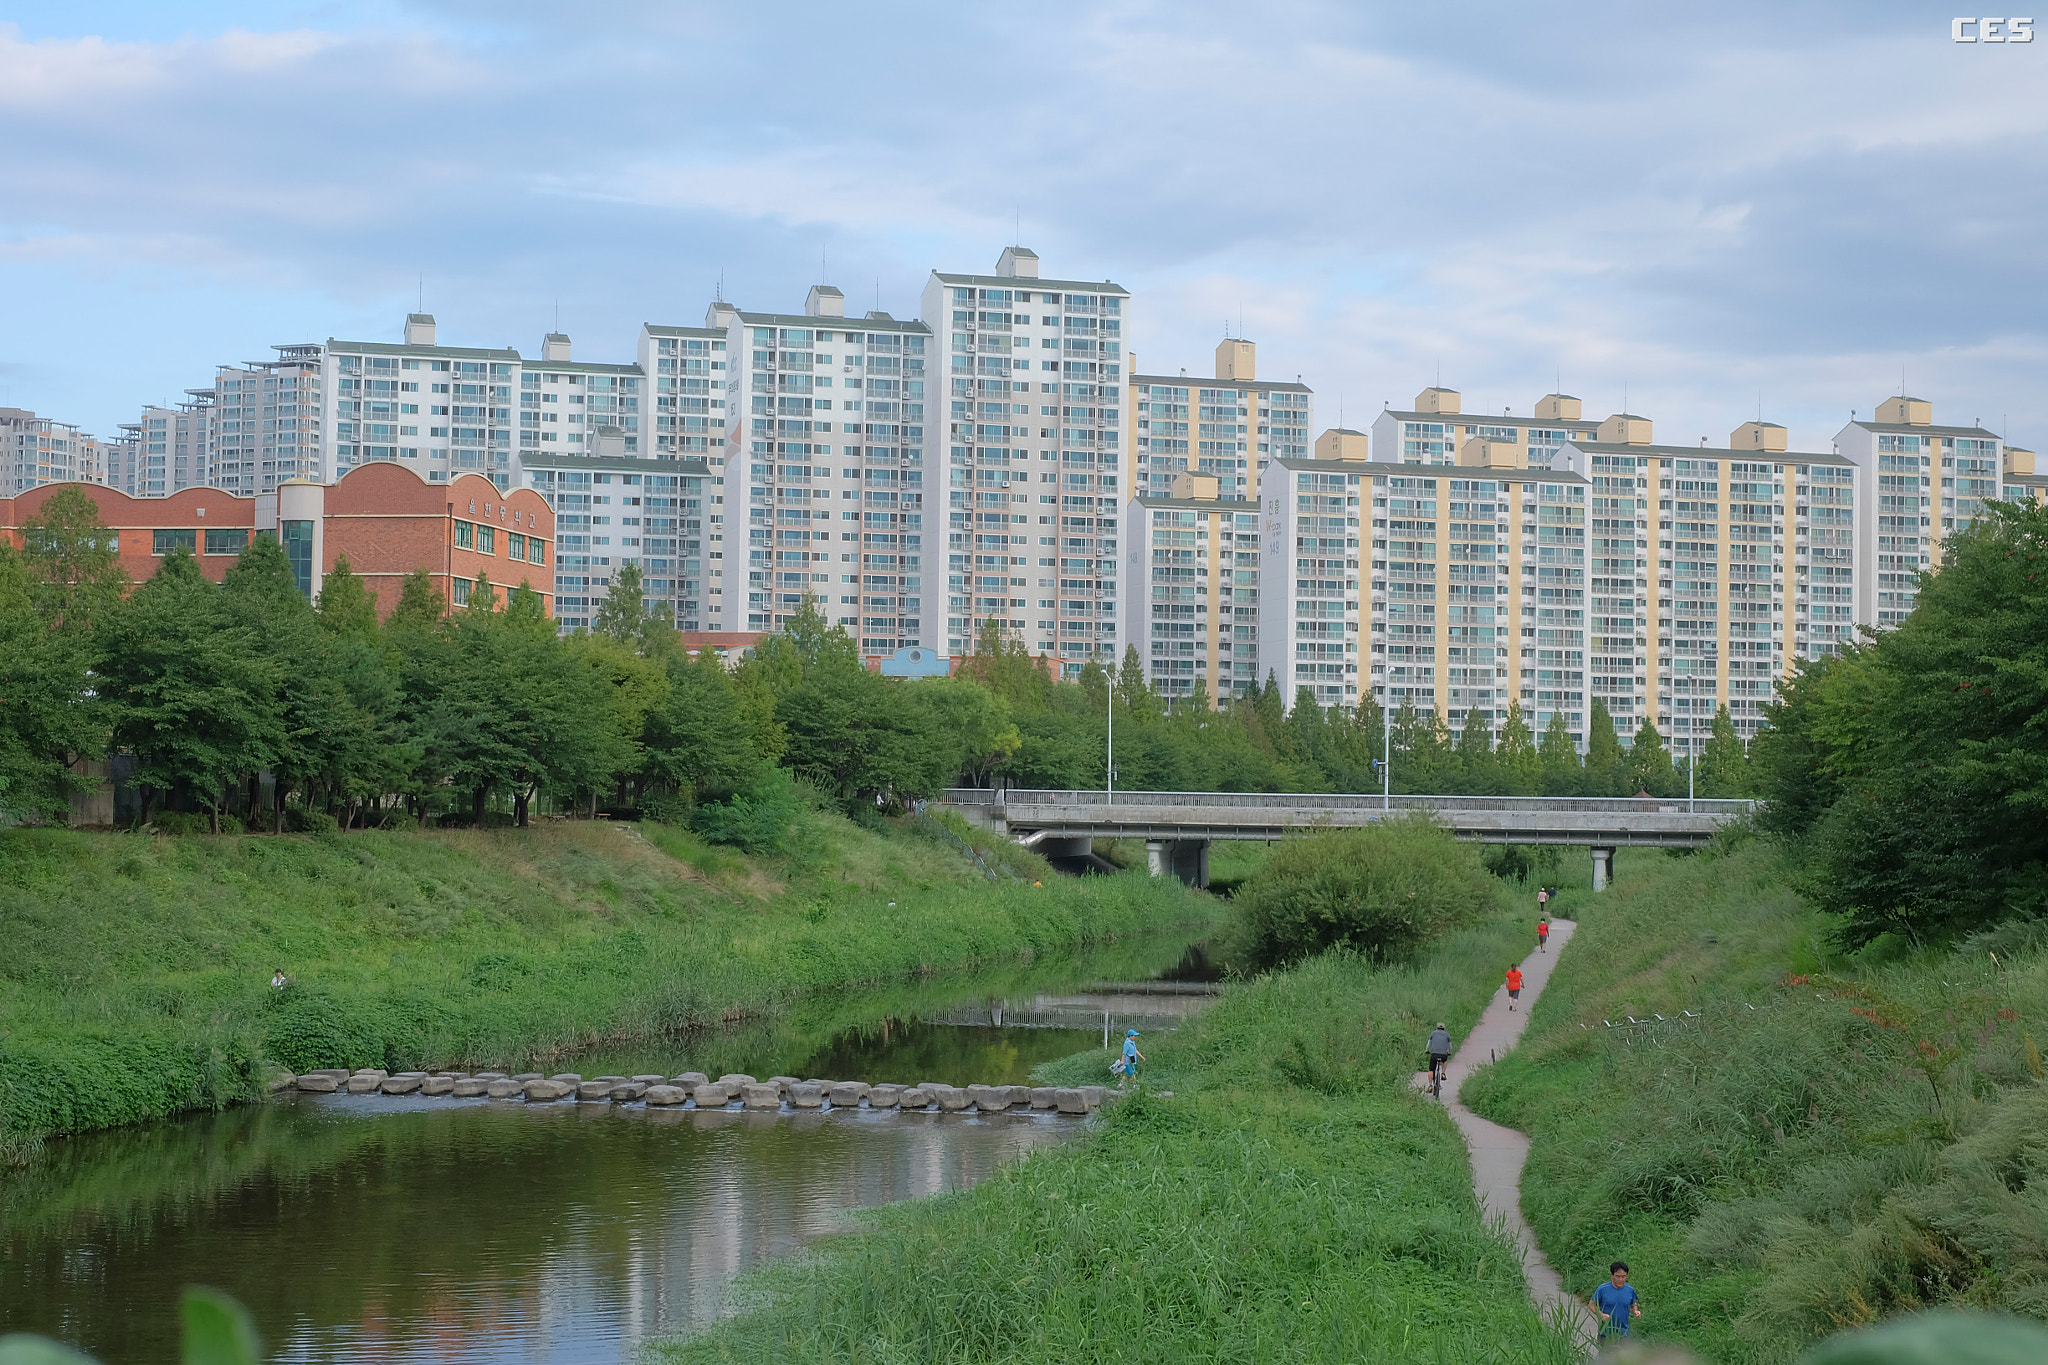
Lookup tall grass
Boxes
[1460,841,2048,1362]
[0,813,1217,1143]
[649,901,1581,1364]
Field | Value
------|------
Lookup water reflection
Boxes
[0,1094,1083,1363]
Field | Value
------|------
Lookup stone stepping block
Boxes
[345,1075,384,1093]
[576,1081,616,1101]
[1054,1088,1088,1114]
[352,1068,388,1078]
[473,1072,508,1081]
[451,1078,492,1097]
[898,1087,931,1108]
[965,1085,1011,1112]
[692,1083,734,1107]
[269,1073,299,1092]
[487,1079,528,1099]
[419,1076,455,1096]
[304,1069,351,1081]
[608,1082,649,1102]
[933,1086,972,1112]
[524,1080,575,1101]
[765,1076,800,1096]
[550,1074,583,1084]
[296,1074,340,1093]
[1078,1086,1106,1111]
[788,1084,826,1109]
[671,1072,710,1089]
[828,1082,870,1107]
[740,1083,782,1110]
[1029,1087,1059,1110]
[511,1073,544,1083]
[717,1074,757,1088]
[866,1085,903,1109]
[380,1076,423,1095]
[631,1074,667,1085]
[645,1085,690,1105]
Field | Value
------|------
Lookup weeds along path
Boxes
[1440,918,1597,1353]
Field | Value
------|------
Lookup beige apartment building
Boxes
[1127,339,1312,503]
[1119,473,1265,702]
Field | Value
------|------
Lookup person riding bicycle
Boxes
[1426,1022,1453,1090]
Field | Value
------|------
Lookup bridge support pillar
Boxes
[1144,839,1211,889]
[1591,846,1614,892]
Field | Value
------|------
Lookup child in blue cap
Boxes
[1120,1029,1145,1088]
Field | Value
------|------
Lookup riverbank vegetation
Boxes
[653,824,1581,1364]
[1462,838,2048,1361]
[0,813,1217,1149]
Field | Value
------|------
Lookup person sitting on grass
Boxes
[1590,1261,1641,1342]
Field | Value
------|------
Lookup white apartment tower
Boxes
[715,286,932,652]
[1,409,102,493]
[128,392,216,495]
[921,248,1128,674]
[1127,338,1313,502]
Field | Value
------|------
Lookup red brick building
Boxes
[0,465,552,619]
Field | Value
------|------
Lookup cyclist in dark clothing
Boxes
[1426,1023,1453,1095]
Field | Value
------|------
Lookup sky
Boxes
[2,1,2043,454]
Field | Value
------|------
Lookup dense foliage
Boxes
[1751,498,2048,946]
[1218,816,1497,970]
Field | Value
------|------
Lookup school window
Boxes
[528,539,547,566]
[508,532,527,562]
[455,521,474,549]
[152,529,197,556]
[451,578,472,606]
[477,525,496,555]
[203,529,249,555]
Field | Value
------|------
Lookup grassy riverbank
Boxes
[0,815,1218,1148]
[1461,839,2048,1361]
[651,903,1579,1365]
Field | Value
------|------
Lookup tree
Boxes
[1621,720,1677,797]
[101,552,283,831]
[0,540,107,820]
[919,678,1020,788]
[1392,704,1453,793]
[387,569,446,634]
[776,664,950,808]
[316,555,380,637]
[1694,705,1750,797]
[1453,708,1497,794]
[17,485,128,632]
[641,643,761,803]
[1115,644,1163,724]
[1537,708,1581,796]
[1497,701,1541,795]
[1584,699,1622,795]
[592,563,645,643]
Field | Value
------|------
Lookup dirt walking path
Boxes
[1438,917,1597,1351]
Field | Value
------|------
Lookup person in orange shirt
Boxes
[1506,964,1524,1010]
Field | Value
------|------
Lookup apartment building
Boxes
[1551,421,1854,752]
[128,394,216,495]
[1833,396,2015,627]
[714,285,931,654]
[1369,388,1602,471]
[921,248,1125,674]
[2,408,104,492]
[1257,457,1367,711]
[1120,474,1265,703]
[636,324,728,458]
[514,450,711,633]
[1126,338,1313,502]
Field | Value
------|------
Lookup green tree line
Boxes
[0,490,1754,836]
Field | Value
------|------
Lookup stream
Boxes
[0,932,1218,1362]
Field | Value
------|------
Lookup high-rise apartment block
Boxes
[3,408,104,493]
[712,285,931,650]
[924,248,1126,673]
[1127,338,1313,502]
[1120,473,1265,702]
[515,450,710,632]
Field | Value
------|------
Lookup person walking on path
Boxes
[1118,1029,1144,1088]
[1506,964,1524,1010]
[1537,916,1550,952]
[1589,1262,1641,1343]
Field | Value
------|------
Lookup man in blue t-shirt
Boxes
[1119,1030,1145,1088]
[1589,1261,1640,1341]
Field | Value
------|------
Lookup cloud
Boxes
[0,4,2044,455]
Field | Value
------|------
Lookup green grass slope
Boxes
[652,906,1580,1365]
[0,814,1215,1145]
[1462,840,2048,1362]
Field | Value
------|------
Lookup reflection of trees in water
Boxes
[2,1098,1081,1363]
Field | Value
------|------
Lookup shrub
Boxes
[690,766,803,853]
[1217,815,1495,971]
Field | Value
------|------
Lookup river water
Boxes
[0,933,1216,1363]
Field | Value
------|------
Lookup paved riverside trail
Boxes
[1435,918,1598,1352]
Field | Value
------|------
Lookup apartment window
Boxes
[152,529,197,556]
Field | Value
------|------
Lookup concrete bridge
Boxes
[939,789,1755,890]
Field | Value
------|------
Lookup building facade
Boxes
[1120,476,1265,703]
[2,408,103,493]
[1126,338,1312,503]
[922,248,1126,674]
[0,465,552,618]
[713,286,931,653]
[1369,388,1602,471]
[636,324,728,458]
[514,451,711,633]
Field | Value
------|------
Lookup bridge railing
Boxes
[942,788,1755,816]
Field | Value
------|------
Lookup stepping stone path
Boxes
[287,1067,1110,1118]
[1431,918,1597,1351]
